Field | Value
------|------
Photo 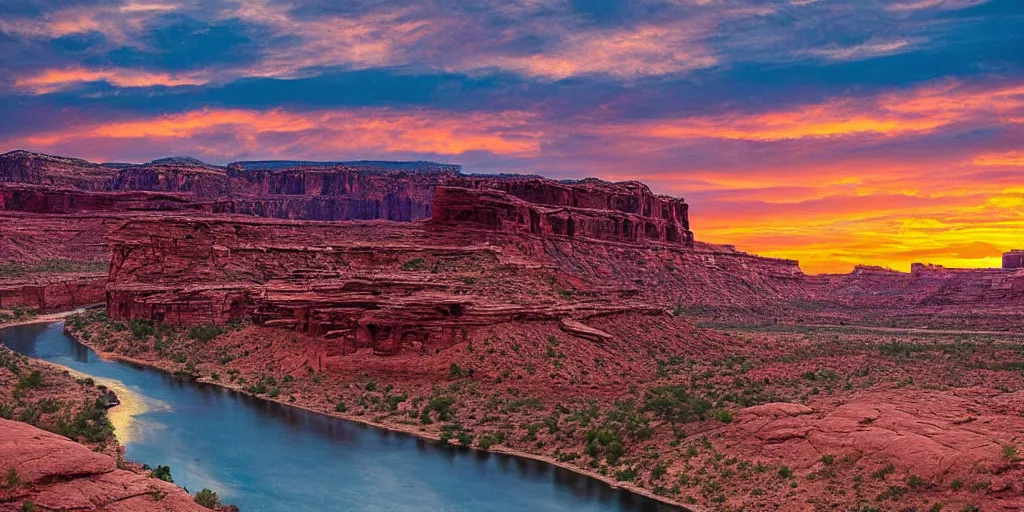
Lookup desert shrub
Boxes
[426,395,456,422]
[400,258,425,271]
[16,371,43,390]
[1002,444,1019,461]
[614,467,637,482]
[129,319,155,339]
[188,325,224,343]
[4,467,20,489]
[712,409,733,423]
[585,428,625,464]
[878,485,908,501]
[150,465,173,482]
[651,461,668,480]
[53,398,114,443]
[193,488,221,509]
[477,432,505,450]
[448,363,468,379]
[871,463,895,480]
[384,393,407,411]
[643,385,711,423]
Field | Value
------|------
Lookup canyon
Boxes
[2,150,1023,512]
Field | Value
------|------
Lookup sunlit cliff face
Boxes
[1,0,1022,273]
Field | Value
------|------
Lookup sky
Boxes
[1,0,1022,274]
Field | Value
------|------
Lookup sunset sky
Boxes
[1,0,1022,273]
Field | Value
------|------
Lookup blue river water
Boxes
[1,321,681,512]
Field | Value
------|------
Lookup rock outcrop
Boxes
[1005,250,1024,269]
[0,419,208,511]
[431,182,692,246]
[0,273,106,312]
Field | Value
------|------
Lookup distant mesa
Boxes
[1004,250,1024,269]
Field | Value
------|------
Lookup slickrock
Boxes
[0,419,208,512]
[724,390,1024,498]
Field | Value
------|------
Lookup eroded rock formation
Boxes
[0,273,106,312]
[0,419,209,511]
[1005,250,1024,269]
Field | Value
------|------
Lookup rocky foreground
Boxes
[0,418,210,512]
[0,341,230,512]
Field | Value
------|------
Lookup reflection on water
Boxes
[1,322,682,512]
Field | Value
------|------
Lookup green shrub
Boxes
[4,467,21,489]
[906,474,928,489]
[51,399,114,443]
[651,461,668,480]
[614,467,637,482]
[400,258,425,271]
[187,325,224,343]
[643,385,711,423]
[193,488,221,509]
[449,363,468,379]
[456,431,474,446]
[712,409,733,423]
[1002,444,1019,461]
[150,465,173,482]
[477,432,505,450]
[16,371,43,390]
[426,395,456,421]
[778,465,793,479]
[871,463,895,480]
[129,319,155,339]
[878,485,908,501]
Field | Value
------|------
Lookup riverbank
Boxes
[61,319,698,512]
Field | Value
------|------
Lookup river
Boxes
[1,321,681,512]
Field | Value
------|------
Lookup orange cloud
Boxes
[973,151,1024,167]
[608,80,1024,142]
[15,68,210,94]
[15,108,542,158]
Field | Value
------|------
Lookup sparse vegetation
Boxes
[193,488,221,509]
[150,465,174,483]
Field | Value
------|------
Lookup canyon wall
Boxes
[431,181,693,246]
[0,273,106,312]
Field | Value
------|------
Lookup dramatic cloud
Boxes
[9,108,543,160]
[15,67,210,93]
[1,0,1022,273]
